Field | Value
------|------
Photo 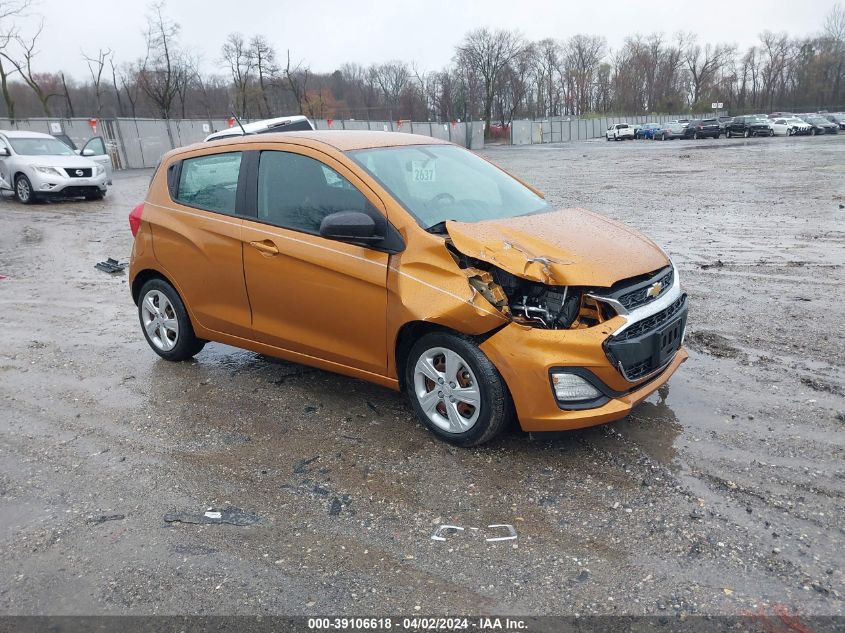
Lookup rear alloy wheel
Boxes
[406,332,513,447]
[810,128,816,136]
[138,278,205,361]
[15,175,37,204]
[694,131,701,139]
[744,129,751,138]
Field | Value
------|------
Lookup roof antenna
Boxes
[231,112,248,136]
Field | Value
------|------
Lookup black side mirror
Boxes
[319,211,383,244]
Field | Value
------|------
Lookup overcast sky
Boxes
[23,0,839,79]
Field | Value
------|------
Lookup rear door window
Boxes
[176,152,242,215]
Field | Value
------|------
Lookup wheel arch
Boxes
[393,320,507,391]
[131,268,175,305]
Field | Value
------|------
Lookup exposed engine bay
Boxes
[448,244,617,330]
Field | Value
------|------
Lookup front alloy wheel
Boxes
[406,332,513,446]
[15,175,35,204]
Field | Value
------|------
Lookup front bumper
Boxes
[29,170,108,196]
[480,278,689,432]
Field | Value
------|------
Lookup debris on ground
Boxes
[800,376,844,396]
[94,258,128,274]
[163,506,261,526]
[87,513,126,524]
[431,523,518,543]
[700,259,725,269]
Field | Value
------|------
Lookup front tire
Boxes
[85,191,105,200]
[15,175,37,204]
[405,332,513,447]
[138,278,205,361]
[744,129,751,138]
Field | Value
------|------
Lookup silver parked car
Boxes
[0,131,108,204]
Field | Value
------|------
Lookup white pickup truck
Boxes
[606,123,635,141]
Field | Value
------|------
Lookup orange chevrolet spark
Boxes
[128,131,688,446]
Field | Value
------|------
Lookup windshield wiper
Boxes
[425,220,451,234]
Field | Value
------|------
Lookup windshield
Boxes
[348,144,548,228]
[9,137,76,156]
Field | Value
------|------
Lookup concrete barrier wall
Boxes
[0,113,709,170]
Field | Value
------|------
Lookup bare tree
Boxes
[137,1,183,120]
[285,49,309,115]
[221,32,253,117]
[533,38,562,117]
[370,60,410,120]
[83,47,111,116]
[2,21,59,115]
[564,34,606,114]
[0,0,29,119]
[681,34,735,107]
[109,54,125,116]
[250,35,277,117]
[456,28,525,133]
[60,71,73,116]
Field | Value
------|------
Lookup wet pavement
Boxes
[0,134,843,618]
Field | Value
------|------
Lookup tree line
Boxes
[0,1,843,133]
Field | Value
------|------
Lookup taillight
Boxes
[129,203,144,237]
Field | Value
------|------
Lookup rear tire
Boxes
[810,128,816,136]
[405,332,514,447]
[744,129,751,138]
[138,278,205,362]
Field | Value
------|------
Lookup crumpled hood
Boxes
[446,208,669,288]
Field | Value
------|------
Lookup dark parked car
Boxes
[683,119,721,139]
[717,116,733,132]
[821,113,845,130]
[799,115,839,135]
[726,116,773,138]
[634,123,661,139]
[653,121,686,140]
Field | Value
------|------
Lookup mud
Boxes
[0,134,843,618]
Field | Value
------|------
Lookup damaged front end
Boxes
[451,244,618,331]
[441,216,687,402]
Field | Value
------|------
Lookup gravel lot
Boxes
[0,134,843,621]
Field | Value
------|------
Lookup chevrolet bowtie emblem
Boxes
[646,281,663,298]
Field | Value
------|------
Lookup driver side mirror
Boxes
[0,147,9,157]
[319,211,383,245]
[82,148,95,157]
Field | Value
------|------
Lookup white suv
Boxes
[0,131,108,204]
[606,123,635,141]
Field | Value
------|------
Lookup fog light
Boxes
[551,372,601,401]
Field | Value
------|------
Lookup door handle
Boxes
[249,240,279,256]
